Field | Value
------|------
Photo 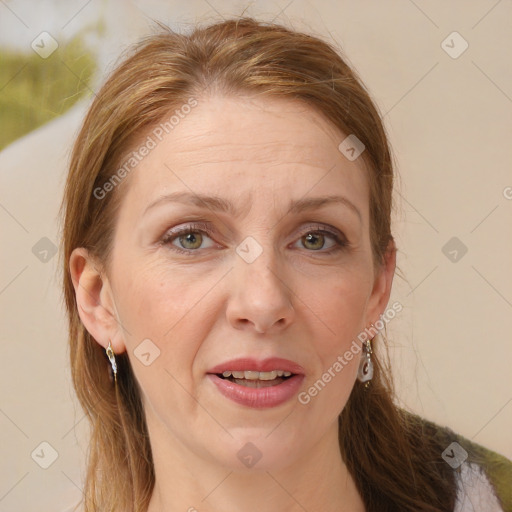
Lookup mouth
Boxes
[206,357,305,408]
[215,370,295,388]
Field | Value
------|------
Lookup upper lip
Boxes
[208,357,305,375]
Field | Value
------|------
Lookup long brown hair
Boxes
[60,17,459,511]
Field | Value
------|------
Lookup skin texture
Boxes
[70,95,396,512]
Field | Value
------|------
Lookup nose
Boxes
[226,247,295,334]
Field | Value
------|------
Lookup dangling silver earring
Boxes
[357,337,374,387]
[106,340,117,383]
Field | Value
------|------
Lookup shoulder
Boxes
[406,412,512,512]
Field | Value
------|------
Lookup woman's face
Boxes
[75,94,395,471]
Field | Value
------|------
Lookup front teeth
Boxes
[221,370,292,380]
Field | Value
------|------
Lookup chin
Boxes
[207,430,304,473]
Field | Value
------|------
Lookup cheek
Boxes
[113,260,219,375]
[297,336,360,436]
[296,268,371,350]
[293,269,370,415]
[113,267,216,419]
[116,255,206,325]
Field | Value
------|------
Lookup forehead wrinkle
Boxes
[169,141,335,170]
[172,141,317,160]
[176,159,331,171]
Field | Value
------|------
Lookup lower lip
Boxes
[207,374,305,409]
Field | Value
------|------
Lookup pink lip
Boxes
[207,374,305,409]
[207,357,305,375]
[207,357,305,409]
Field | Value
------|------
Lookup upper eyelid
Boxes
[165,221,343,235]
[163,222,346,245]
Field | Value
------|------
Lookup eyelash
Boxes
[160,222,348,256]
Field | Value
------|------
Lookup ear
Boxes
[69,247,126,354]
[365,238,397,326]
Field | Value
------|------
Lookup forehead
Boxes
[117,94,369,219]
[162,95,356,171]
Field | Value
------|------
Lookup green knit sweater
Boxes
[427,417,512,511]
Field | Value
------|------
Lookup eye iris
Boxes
[179,232,202,249]
[303,233,324,250]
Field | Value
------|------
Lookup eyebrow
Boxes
[143,191,362,222]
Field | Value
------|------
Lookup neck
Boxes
[145,411,365,512]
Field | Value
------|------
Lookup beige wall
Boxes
[1,1,511,510]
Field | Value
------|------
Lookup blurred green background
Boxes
[0,34,95,150]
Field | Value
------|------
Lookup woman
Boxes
[60,17,511,512]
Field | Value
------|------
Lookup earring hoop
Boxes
[105,340,117,383]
